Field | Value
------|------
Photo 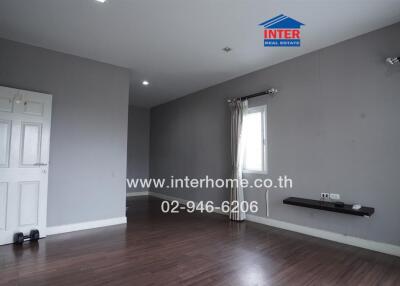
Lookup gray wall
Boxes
[0,38,130,227]
[127,106,150,192]
[150,22,400,246]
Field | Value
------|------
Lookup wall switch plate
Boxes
[320,193,329,199]
[329,193,340,200]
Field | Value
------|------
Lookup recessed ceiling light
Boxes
[95,0,107,3]
[142,80,149,86]
[222,47,232,53]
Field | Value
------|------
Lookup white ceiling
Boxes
[0,0,399,107]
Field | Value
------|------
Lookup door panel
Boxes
[0,86,52,245]
[20,122,42,167]
[0,183,7,230]
[0,87,16,112]
[0,120,11,167]
[19,181,40,226]
[23,101,44,116]
[0,98,13,112]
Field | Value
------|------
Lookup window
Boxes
[242,105,267,174]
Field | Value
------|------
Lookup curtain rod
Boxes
[227,88,278,103]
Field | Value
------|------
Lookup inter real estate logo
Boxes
[259,14,304,47]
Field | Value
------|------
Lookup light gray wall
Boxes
[150,22,400,246]
[0,38,130,227]
[127,106,150,192]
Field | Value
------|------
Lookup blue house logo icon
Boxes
[259,14,305,47]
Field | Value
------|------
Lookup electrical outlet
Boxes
[320,193,329,199]
[329,193,340,200]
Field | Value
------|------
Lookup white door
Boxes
[0,86,52,245]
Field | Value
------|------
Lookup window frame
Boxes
[242,104,268,175]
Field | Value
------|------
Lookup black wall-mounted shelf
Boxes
[283,197,374,217]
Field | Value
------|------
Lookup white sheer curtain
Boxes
[229,99,248,221]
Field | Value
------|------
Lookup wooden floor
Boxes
[1,196,399,286]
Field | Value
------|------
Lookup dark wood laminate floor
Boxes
[1,196,399,286]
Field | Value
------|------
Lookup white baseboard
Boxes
[149,191,186,203]
[246,214,400,257]
[127,191,149,197]
[149,192,400,257]
[144,192,400,257]
[46,217,127,236]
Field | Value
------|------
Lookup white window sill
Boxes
[242,169,268,175]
